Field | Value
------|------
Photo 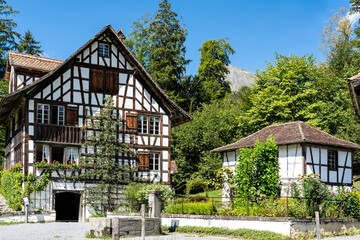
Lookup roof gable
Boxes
[0,25,192,126]
[211,121,360,152]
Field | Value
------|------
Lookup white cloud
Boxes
[346,12,360,24]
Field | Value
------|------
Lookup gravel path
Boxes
[3,222,360,240]
[0,222,89,240]
[0,222,238,240]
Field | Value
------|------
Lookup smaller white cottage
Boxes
[211,121,360,195]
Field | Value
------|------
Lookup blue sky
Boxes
[10,0,352,75]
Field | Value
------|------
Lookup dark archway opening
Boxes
[55,192,80,222]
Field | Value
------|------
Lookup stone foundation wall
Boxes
[89,216,161,237]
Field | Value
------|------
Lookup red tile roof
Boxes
[211,121,360,152]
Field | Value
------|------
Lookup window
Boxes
[90,68,119,94]
[137,116,148,134]
[66,147,79,164]
[51,106,65,125]
[41,145,50,162]
[150,117,160,135]
[328,150,338,171]
[99,43,109,57]
[149,152,160,171]
[37,104,50,124]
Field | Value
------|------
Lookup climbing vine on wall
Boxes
[233,136,281,198]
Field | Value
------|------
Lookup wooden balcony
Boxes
[35,124,81,144]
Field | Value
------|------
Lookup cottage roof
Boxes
[7,51,62,74]
[0,25,192,126]
[211,121,360,153]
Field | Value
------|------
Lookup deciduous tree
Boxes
[197,38,235,102]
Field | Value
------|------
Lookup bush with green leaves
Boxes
[0,163,24,210]
[164,201,216,215]
[234,136,280,198]
[186,178,208,195]
[327,188,360,218]
[163,226,291,240]
[0,162,50,211]
[298,174,329,217]
[123,183,175,212]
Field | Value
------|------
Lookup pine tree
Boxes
[0,0,20,79]
[17,30,43,56]
[148,0,189,97]
[79,98,140,214]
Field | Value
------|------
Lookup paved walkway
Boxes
[0,222,236,240]
[1,222,360,240]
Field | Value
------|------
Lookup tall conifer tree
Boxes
[0,0,19,79]
[17,30,43,56]
[148,0,189,97]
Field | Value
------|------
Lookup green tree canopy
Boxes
[0,0,19,78]
[17,30,43,56]
[171,94,250,192]
[197,38,235,102]
[127,0,189,101]
[126,13,152,69]
[238,54,321,134]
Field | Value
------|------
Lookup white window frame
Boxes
[149,152,160,171]
[66,147,79,164]
[150,117,160,135]
[42,145,50,162]
[57,106,65,125]
[37,104,50,124]
[99,43,110,57]
[137,115,148,134]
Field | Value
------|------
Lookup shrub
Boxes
[328,188,360,218]
[193,195,207,202]
[186,178,208,195]
[123,183,175,212]
[0,163,24,210]
[164,226,291,240]
[234,137,280,198]
[0,163,51,211]
[164,202,216,215]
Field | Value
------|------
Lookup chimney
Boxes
[117,28,126,42]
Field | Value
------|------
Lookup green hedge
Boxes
[164,202,216,215]
[164,226,291,240]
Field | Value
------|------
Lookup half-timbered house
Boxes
[0,25,192,220]
[211,121,360,196]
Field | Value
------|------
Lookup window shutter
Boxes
[126,113,138,133]
[138,152,149,171]
[66,107,78,126]
[105,70,119,94]
[90,68,104,91]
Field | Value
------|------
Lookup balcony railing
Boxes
[35,124,81,144]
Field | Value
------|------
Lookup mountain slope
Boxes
[225,65,255,92]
